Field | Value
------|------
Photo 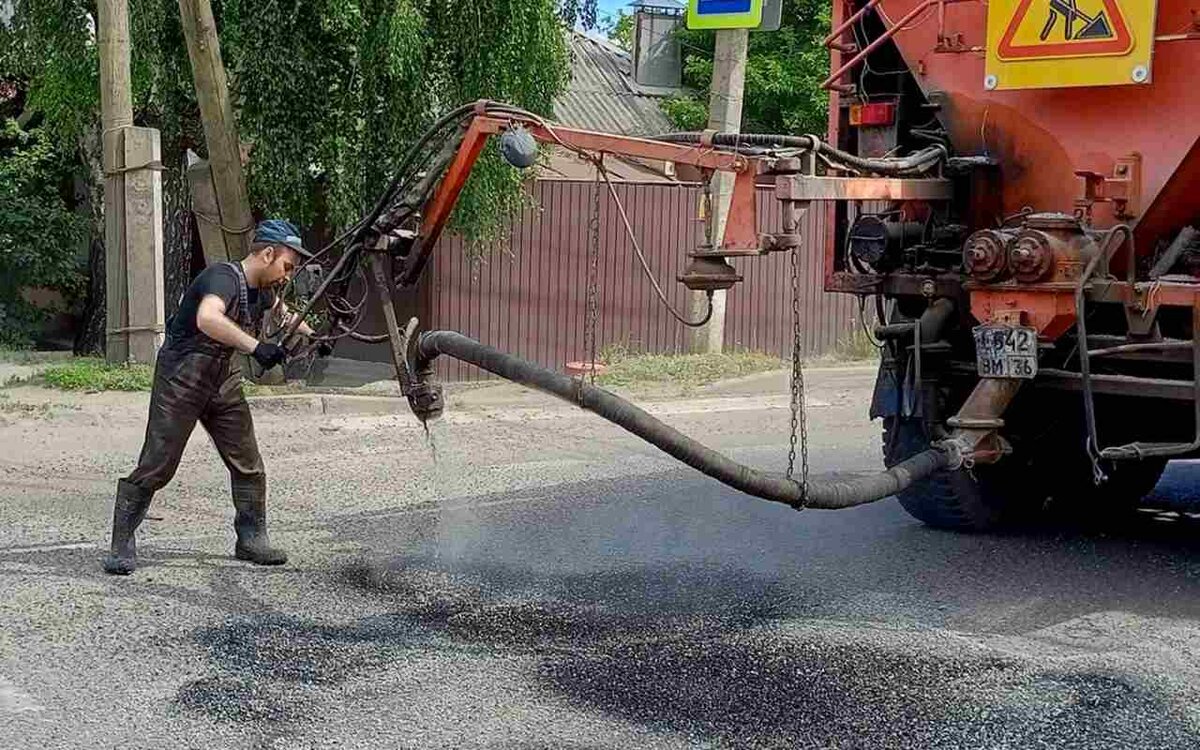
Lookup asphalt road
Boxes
[3,368,1200,749]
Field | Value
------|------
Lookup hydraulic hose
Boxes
[651,132,947,176]
[414,331,954,510]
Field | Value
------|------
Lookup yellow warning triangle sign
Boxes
[997,0,1133,59]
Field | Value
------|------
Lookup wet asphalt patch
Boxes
[170,470,1200,747]
[174,555,1200,748]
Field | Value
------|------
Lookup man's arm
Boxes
[274,298,315,337]
[196,294,261,353]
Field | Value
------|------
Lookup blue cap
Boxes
[253,219,311,258]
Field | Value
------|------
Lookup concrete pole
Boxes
[178,0,254,261]
[689,28,748,354]
[122,128,166,363]
[97,0,133,363]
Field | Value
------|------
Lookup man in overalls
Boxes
[103,220,315,575]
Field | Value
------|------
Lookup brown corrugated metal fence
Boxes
[422,179,861,381]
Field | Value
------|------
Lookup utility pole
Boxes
[97,0,132,364]
[98,0,165,364]
[689,28,748,354]
[178,0,254,262]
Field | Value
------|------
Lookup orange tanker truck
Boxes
[283,0,1200,529]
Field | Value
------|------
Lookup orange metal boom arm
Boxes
[412,114,758,271]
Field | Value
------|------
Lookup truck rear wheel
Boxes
[882,416,1042,531]
[883,415,1168,530]
[1046,454,1167,518]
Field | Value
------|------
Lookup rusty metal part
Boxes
[678,255,743,292]
[1037,369,1197,402]
[1075,153,1141,222]
[1087,340,1190,358]
[1007,231,1055,283]
[761,233,803,252]
[776,175,953,202]
[963,229,1015,283]
[945,377,1024,464]
[1076,274,1200,460]
[1009,213,1100,284]
[966,216,1117,340]
[969,287,1078,341]
[367,253,443,422]
[828,271,964,299]
[821,0,972,91]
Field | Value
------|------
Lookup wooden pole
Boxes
[177,0,254,261]
[97,0,133,363]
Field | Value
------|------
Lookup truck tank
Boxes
[821,0,1200,528]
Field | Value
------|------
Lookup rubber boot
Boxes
[102,480,153,575]
[232,476,288,566]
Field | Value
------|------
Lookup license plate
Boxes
[973,325,1038,379]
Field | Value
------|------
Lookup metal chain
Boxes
[787,245,810,504]
[583,160,603,385]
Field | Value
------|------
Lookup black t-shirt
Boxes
[165,264,271,355]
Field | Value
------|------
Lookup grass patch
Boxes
[595,346,785,389]
[827,328,883,363]
[40,358,153,392]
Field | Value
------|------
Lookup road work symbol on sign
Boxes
[985,0,1155,89]
[997,0,1133,59]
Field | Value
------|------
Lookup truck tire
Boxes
[882,416,1042,531]
[1047,454,1167,516]
[883,415,1166,530]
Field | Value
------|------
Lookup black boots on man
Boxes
[103,476,285,572]
[102,480,153,575]
[232,476,288,566]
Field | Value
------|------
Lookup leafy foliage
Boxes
[0,118,88,347]
[2,0,591,248]
[664,0,830,135]
[601,10,634,51]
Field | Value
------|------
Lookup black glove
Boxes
[252,341,287,369]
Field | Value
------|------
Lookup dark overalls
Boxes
[124,261,265,498]
[105,261,284,573]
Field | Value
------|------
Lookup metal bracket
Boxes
[367,253,444,422]
[1075,153,1141,221]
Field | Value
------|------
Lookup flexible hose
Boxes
[414,331,953,510]
[651,132,946,176]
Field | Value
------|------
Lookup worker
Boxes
[103,220,316,575]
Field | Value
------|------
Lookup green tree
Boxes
[662,0,830,135]
[602,10,634,51]
[0,118,88,347]
[0,0,591,345]
[4,0,583,238]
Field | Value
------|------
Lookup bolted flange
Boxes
[678,255,743,291]
[963,229,1014,283]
